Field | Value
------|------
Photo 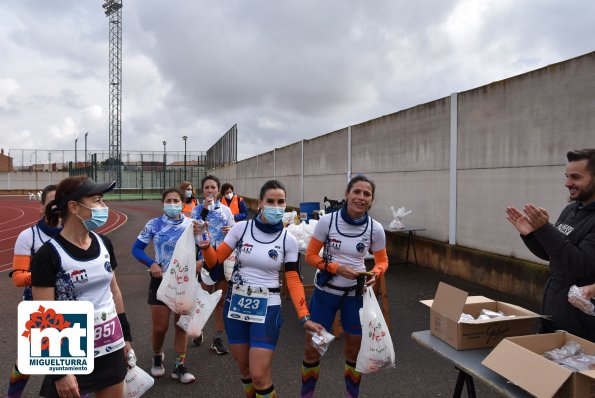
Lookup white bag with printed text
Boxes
[356,288,395,373]
[123,349,154,398]
[177,280,222,336]
[156,223,196,314]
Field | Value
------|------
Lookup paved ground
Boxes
[0,199,539,397]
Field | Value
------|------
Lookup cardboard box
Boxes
[420,282,541,350]
[482,332,595,398]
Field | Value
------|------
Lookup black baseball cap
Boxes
[57,178,116,208]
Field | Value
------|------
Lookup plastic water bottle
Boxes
[195,220,210,246]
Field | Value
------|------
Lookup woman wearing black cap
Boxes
[31,175,133,398]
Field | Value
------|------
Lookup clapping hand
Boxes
[506,204,549,235]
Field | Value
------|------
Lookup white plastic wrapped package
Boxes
[388,206,412,230]
[286,220,318,251]
[156,223,197,314]
[568,285,595,316]
[543,340,583,361]
[308,329,335,356]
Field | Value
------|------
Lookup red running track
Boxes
[0,196,127,273]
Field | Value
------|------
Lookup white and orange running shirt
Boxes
[223,220,299,306]
[312,212,386,293]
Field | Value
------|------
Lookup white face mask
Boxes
[225,193,233,201]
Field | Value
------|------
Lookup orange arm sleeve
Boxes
[305,237,339,274]
[11,255,32,287]
[285,270,310,319]
[201,242,233,270]
[371,249,389,277]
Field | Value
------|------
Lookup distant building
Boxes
[0,149,13,171]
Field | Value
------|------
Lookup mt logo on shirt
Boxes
[242,243,253,254]
[329,238,342,250]
[69,269,88,284]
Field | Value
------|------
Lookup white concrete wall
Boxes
[208,51,595,264]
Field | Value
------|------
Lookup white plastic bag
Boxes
[308,329,335,356]
[177,281,222,336]
[223,253,236,281]
[568,285,595,316]
[156,223,196,314]
[388,206,412,230]
[123,349,154,398]
[356,288,395,373]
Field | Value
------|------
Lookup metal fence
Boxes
[3,149,208,198]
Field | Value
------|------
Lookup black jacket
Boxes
[522,201,595,341]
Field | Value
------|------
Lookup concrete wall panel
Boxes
[351,97,451,173]
[303,175,348,206]
[275,143,302,177]
[258,151,275,179]
[367,171,450,241]
[458,53,595,169]
[303,129,348,176]
[456,166,568,262]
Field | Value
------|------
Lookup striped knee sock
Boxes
[301,361,320,398]
[7,364,29,398]
[255,384,277,398]
[241,378,255,398]
[175,352,186,367]
[344,360,361,398]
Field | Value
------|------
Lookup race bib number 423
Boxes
[228,285,268,323]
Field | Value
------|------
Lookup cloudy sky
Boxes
[1,0,594,163]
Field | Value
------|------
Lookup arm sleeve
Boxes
[11,255,32,287]
[305,237,339,274]
[371,249,389,276]
[235,198,248,222]
[31,244,60,287]
[99,235,118,270]
[532,222,595,279]
[201,242,234,269]
[284,269,310,319]
[132,239,154,267]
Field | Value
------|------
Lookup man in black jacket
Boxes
[506,148,595,341]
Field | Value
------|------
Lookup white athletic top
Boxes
[14,224,53,256]
[47,231,115,310]
[312,212,386,293]
[223,220,299,306]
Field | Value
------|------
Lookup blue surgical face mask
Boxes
[263,206,285,224]
[76,203,109,231]
[185,189,193,198]
[164,204,183,218]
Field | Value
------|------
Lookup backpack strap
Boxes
[30,226,36,256]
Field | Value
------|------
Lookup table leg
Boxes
[453,367,476,398]
[410,231,419,266]
[404,231,412,265]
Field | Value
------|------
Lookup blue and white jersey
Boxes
[191,200,235,248]
[137,215,194,272]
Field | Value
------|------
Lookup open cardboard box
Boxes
[420,282,541,350]
[482,332,595,398]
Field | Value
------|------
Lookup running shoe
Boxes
[171,364,196,384]
[151,352,165,377]
[192,332,204,347]
[210,337,228,355]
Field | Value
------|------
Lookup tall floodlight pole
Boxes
[84,132,89,166]
[103,0,123,188]
[182,135,188,180]
[162,140,167,189]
